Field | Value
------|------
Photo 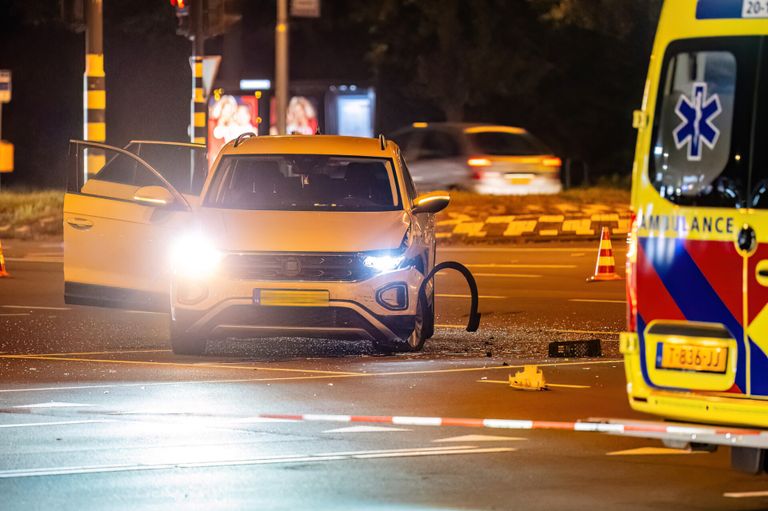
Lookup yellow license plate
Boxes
[659,343,728,373]
[256,290,329,307]
[505,175,532,185]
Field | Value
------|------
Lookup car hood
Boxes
[197,208,410,253]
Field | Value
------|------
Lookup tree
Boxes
[354,0,550,122]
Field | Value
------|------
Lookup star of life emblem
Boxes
[672,82,722,161]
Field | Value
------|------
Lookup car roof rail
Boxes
[379,134,387,151]
[234,132,257,147]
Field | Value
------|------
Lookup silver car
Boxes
[391,123,562,195]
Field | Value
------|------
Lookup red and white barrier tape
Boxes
[258,413,766,437]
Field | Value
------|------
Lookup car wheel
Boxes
[169,320,207,356]
[373,290,434,354]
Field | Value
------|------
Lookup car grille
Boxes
[223,253,375,282]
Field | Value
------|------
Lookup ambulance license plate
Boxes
[255,289,329,307]
[658,343,727,373]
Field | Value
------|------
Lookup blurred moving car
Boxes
[64,135,450,356]
[390,122,562,195]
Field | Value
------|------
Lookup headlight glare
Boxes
[363,254,405,273]
[170,233,223,279]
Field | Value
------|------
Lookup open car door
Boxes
[64,140,195,312]
[124,140,208,201]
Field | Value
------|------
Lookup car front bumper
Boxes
[171,266,425,342]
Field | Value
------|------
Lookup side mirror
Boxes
[412,191,450,215]
[133,185,176,207]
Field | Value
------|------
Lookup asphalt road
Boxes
[1,240,767,510]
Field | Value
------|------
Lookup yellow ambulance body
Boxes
[622,0,768,427]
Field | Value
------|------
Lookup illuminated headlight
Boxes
[363,254,405,273]
[169,233,223,279]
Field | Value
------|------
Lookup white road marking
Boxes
[230,417,299,424]
[0,445,515,479]
[433,434,526,443]
[439,247,627,253]
[473,273,542,279]
[568,299,626,304]
[724,491,768,499]
[1,305,70,311]
[14,402,94,409]
[436,294,506,299]
[553,329,620,336]
[607,447,702,456]
[0,420,113,429]
[323,425,411,433]
[465,263,577,269]
[5,258,62,264]
[437,272,541,279]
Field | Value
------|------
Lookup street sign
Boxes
[0,70,11,103]
[189,56,221,99]
[291,0,320,17]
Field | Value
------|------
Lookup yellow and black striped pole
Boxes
[84,0,105,181]
[191,56,206,145]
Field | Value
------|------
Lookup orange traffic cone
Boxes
[587,227,622,282]
[0,240,8,278]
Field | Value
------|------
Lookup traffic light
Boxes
[169,0,241,40]
[207,0,242,38]
[170,0,189,15]
[170,0,191,38]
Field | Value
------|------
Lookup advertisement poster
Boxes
[269,95,320,135]
[208,94,259,167]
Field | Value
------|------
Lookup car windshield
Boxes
[468,131,550,156]
[205,154,401,211]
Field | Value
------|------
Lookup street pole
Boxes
[275,0,289,135]
[84,0,105,181]
[191,0,206,146]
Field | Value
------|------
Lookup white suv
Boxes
[63,136,450,355]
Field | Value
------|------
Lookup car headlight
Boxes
[363,254,405,273]
[169,233,223,279]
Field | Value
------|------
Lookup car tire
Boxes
[373,289,434,354]
[169,320,207,356]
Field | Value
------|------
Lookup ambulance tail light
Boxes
[626,211,638,332]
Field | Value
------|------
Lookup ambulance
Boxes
[622,0,768,461]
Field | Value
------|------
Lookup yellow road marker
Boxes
[607,447,704,456]
[435,324,466,329]
[724,491,768,499]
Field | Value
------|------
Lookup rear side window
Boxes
[468,132,549,156]
[418,131,460,160]
[650,37,759,208]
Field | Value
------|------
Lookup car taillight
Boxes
[542,157,562,167]
[467,157,492,168]
[626,211,638,332]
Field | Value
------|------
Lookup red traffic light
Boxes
[170,0,186,8]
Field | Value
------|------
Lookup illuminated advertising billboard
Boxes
[208,94,260,167]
